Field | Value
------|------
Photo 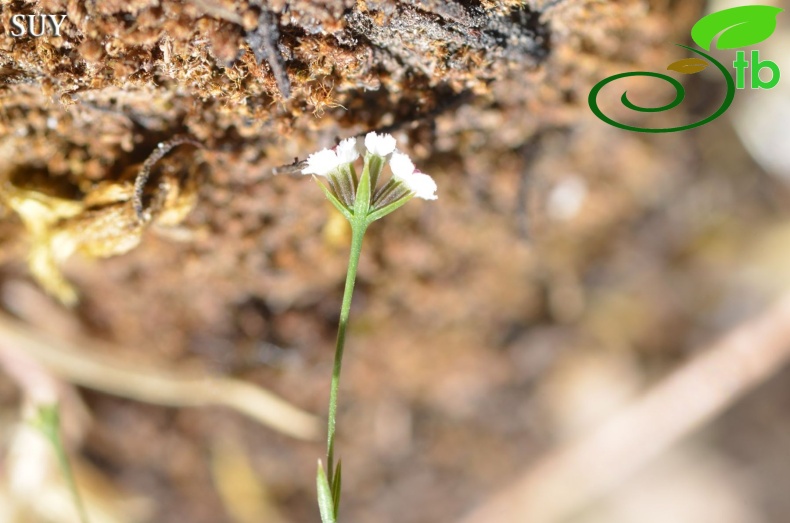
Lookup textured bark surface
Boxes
[2,1,790,522]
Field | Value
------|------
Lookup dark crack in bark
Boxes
[245,7,292,99]
[345,1,550,80]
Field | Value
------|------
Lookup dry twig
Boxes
[0,313,320,441]
[133,136,202,222]
[459,291,790,523]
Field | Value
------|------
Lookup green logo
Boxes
[589,5,783,133]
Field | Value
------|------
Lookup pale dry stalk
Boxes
[460,291,790,523]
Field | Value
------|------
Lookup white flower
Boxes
[335,137,359,164]
[302,138,360,176]
[390,151,438,200]
[364,132,396,157]
[301,134,438,218]
[303,148,341,176]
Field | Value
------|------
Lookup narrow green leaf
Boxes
[317,460,337,523]
[314,177,353,221]
[691,6,783,51]
[331,460,343,520]
[366,194,412,224]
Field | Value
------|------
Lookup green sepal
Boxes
[314,176,353,221]
[366,194,413,224]
[317,460,337,523]
[354,159,372,218]
[365,153,386,193]
[345,162,359,190]
[331,460,343,520]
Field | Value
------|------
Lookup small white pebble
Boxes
[547,176,587,221]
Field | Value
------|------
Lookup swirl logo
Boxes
[589,6,784,133]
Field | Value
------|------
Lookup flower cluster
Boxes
[304,133,437,522]
[303,132,437,224]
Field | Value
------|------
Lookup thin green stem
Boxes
[55,438,90,523]
[34,405,90,523]
[326,220,367,483]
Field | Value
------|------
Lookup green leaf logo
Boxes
[691,5,783,51]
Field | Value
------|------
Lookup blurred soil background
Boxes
[2,0,790,522]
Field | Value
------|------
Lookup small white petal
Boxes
[389,151,415,179]
[302,148,339,176]
[364,132,397,157]
[390,152,437,200]
[335,138,359,164]
[404,171,438,200]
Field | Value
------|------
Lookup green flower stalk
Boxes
[302,132,437,522]
[32,404,90,523]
